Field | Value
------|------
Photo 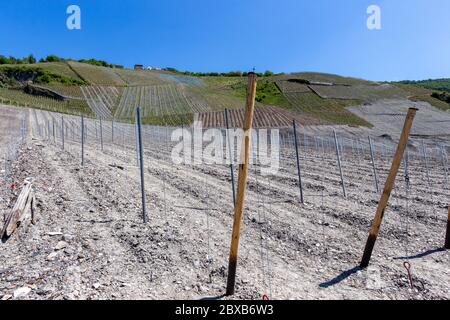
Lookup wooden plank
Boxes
[226,72,257,296]
[360,108,418,268]
[1,180,34,239]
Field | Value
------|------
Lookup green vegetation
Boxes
[283,92,369,127]
[179,70,277,78]
[410,94,450,111]
[0,65,86,86]
[397,79,450,93]
[0,87,92,116]
[36,62,85,82]
[431,91,450,103]
[1,58,448,127]
[141,113,194,126]
[227,78,291,107]
[0,54,36,65]
[395,83,450,111]
[78,59,117,68]
[283,72,376,86]
[67,61,125,85]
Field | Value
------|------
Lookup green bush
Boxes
[0,65,86,86]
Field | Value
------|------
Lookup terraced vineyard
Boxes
[81,86,122,119]
[36,62,86,81]
[0,87,92,116]
[309,84,406,102]
[67,61,126,85]
[39,85,85,99]
[279,72,376,86]
[114,69,169,86]
[198,105,321,128]
[275,80,311,93]
[283,92,369,126]
[115,85,211,120]
[1,61,448,128]
[158,73,205,86]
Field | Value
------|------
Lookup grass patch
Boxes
[284,92,370,127]
[0,64,86,86]
[410,95,450,111]
[141,113,194,126]
[0,87,92,116]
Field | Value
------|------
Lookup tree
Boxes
[45,55,63,62]
[264,70,274,77]
[25,54,36,64]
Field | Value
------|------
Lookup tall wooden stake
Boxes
[445,205,450,250]
[226,72,257,296]
[360,108,418,268]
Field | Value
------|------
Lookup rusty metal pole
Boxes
[360,108,418,268]
[226,72,257,296]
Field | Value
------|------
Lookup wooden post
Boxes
[1,179,35,240]
[445,205,450,249]
[226,72,257,296]
[360,108,418,268]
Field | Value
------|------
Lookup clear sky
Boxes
[0,0,449,81]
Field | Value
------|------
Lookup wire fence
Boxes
[13,108,450,298]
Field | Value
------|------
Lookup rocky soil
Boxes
[0,105,449,300]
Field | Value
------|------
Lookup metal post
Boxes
[293,120,304,204]
[422,140,432,189]
[112,118,115,144]
[224,108,236,208]
[136,107,148,223]
[368,135,379,193]
[100,118,104,151]
[52,119,55,143]
[440,145,448,189]
[134,113,139,166]
[333,130,346,198]
[81,116,85,166]
[61,117,65,151]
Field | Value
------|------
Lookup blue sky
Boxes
[0,0,449,81]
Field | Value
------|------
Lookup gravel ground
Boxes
[0,104,449,300]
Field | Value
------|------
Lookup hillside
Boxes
[1,61,449,126]
[396,78,450,93]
